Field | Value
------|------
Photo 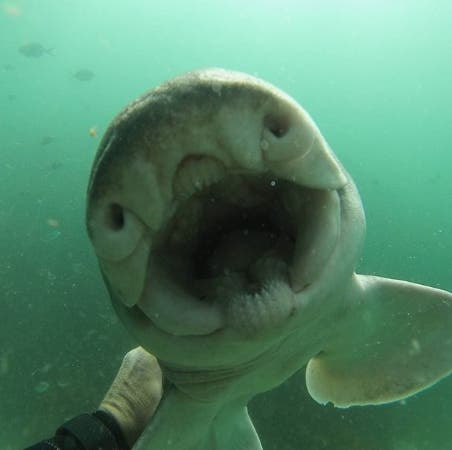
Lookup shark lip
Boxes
[136,156,342,337]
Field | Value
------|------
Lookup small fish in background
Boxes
[73,69,95,81]
[40,136,55,146]
[18,42,53,58]
[7,94,16,101]
[2,64,14,71]
[48,161,63,170]
[88,126,98,137]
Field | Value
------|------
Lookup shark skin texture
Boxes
[85,69,452,450]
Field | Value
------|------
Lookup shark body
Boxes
[86,69,452,449]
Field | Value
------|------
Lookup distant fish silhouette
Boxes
[2,64,14,71]
[73,69,95,81]
[19,42,53,58]
[40,136,56,146]
[49,161,63,170]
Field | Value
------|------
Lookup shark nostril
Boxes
[88,202,147,262]
[106,203,125,231]
[264,114,290,139]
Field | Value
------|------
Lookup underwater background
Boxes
[1,1,451,449]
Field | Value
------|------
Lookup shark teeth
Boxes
[173,155,227,201]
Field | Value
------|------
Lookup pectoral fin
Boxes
[306,274,452,407]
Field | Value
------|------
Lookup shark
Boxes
[86,69,452,450]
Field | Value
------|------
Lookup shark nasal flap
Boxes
[86,69,452,450]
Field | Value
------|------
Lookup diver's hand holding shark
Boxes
[86,69,452,450]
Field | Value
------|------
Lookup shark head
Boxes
[86,69,363,369]
[86,69,452,450]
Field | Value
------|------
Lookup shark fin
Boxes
[305,273,452,407]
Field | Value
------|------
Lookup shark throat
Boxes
[138,156,340,336]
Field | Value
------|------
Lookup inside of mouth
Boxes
[153,173,325,305]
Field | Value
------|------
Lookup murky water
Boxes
[1,1,451,449]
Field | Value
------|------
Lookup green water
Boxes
[1,1,452,449]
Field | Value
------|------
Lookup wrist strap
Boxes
[55,410,129,450]
[93,409,130,450]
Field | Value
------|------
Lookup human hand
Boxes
[99,346,163,447]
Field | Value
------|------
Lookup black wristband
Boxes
[25,410,130,450]
[24,436,73,450]
[56,413,117,449]
[93,409,130,450]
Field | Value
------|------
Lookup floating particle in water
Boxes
[40,363,52,373]
[99,312,118,325]
[46,271,57,282]
[32,363,53,376]
[71,262,84,274]
[89,126,98,137]
[46,218,60,228]
[35,381,50,394]
[41,229,61,242]
[85,329,97,338]
[37,268,57,282]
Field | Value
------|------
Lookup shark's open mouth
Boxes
[135,155,341,336]
[86,69,350,338]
